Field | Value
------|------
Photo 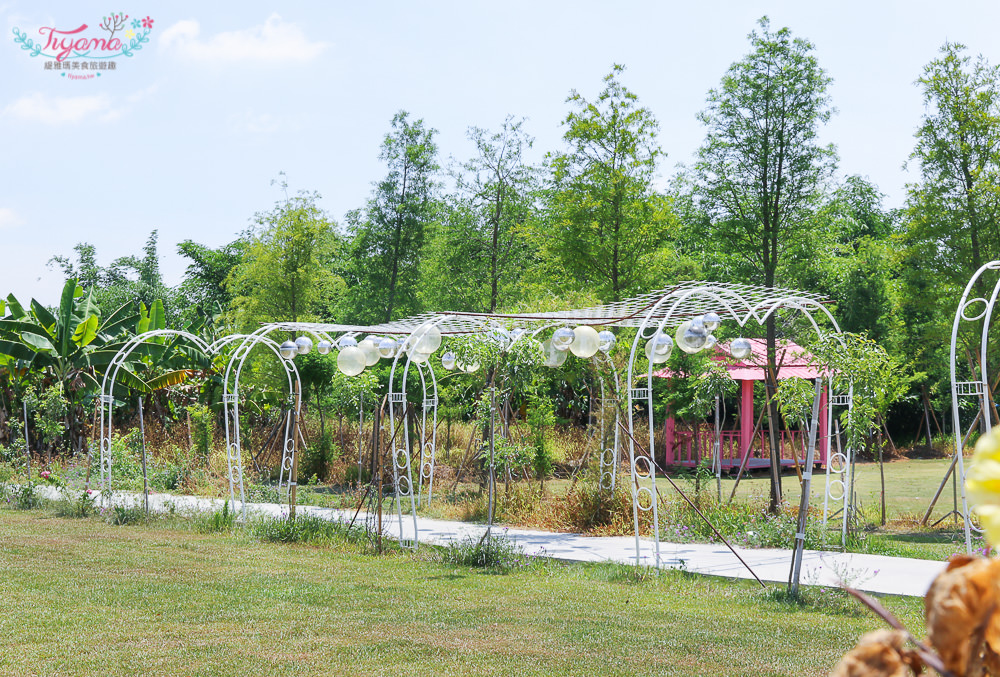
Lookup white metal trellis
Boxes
[222,327,307,520]
[622,283,843,568]
[940,260,1000,553]
[98,330,214,509]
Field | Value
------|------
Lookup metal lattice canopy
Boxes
[263,281,834,337]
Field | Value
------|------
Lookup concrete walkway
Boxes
[91,489,947,598]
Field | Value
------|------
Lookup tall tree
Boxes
[544,64,677,301]
[177,236,248,324]
[421,117,537,313]
[692,17,836,511]
[227,187,342,328]
[341,111,439,324]
[903,42,1000,424]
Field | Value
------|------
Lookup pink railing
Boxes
[664,425,826,469]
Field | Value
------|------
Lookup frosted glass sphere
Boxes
[458,359,479,374]
[412,323,442,353]
[510,328,526,341]
[441,351,457,370]
[597,330,616,354]
[316,340,332,355]
[542,339,568,368]
[294,336,313,355]
[703,312,721,332]
[358,339,380,366]
[644,334,673,364]
[570,326,600,358]
[552,327,574,351]
[365,335,381,345]
[680,328,708,354]
[410,350,431,364]
[339,336,358,348]
[730,337,753,360]
[378,338,397,359]
[279,340,298,360]
[337,346,366,376]
[704,334,718,351]
[689,316,707,336]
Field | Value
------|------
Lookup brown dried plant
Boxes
[831,554,1000,676]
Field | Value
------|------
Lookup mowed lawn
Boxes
[0,510,925,677]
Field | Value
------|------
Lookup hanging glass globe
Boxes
[339,336,358,348]
[316,340,332,355]
[509,328,526,341]
[378,337,397,359]
[279,340,298,360]
[689,316,707,336]
[552,327,574,351]
[570,326,600,358]
[730,337,753,360]
[597,330,616,353]
[358,339,380,366]
[542,339,568,368]
[704,334,718,351]
[703,312,721,332]
[644,333,673,364]
[410,350,431,364]
[294,336,313,355]
[680,328,708,353]
[457,359,480,374]
[441,351,457,370]
[337,346,366,376]
[412,323,442,353]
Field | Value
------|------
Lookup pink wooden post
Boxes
[664,416,675,465]
[818,382,828,465]
[740,379,753,463]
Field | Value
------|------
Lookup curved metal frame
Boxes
[386,317,454,548]
[624,284,843,567]
[593,351,622,494]
[222,326,309,520]
[98,330,214,508]
[948,260,1000,553]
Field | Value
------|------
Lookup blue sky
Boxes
[2,0,997,306]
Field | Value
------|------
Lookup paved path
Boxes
[93,489,947,598]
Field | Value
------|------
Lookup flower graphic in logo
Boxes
[131,19,140,29]
[125,29,135,39]
[141,16,154,29]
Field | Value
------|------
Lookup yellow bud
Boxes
[975,504,1000,549]
[973,428,1000,464]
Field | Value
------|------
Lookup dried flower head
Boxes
[829,629,922,677]
[924,554,1000,676]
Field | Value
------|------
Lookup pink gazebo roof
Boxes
[653,338,823,381]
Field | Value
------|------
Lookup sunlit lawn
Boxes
[0,509,925,677]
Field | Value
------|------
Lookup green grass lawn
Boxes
[0,508,926,677]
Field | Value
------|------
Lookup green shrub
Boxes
[53,489,95,518]
[441,533,528,571]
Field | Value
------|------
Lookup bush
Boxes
[53,489,95,518]
[441,533,528,571]
[196,501,236,533]
[249,513,363,546]
[6,482,40,510]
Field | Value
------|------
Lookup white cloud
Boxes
[2,92,119,124]
[228,110,281,134]
[0,208,24,230]
[160,14,328,64]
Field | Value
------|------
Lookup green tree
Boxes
[227,188,342,328]
[903,42,1000,422]
[421,117,537,313]
[50,231,184,326]
[341,111,439,323]
[542,65,679,301]
[176,236,248,328]
[691,17,836,511]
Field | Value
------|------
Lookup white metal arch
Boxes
[97,329,214,507]
[945,260,1000,553]
[623,284,844,567]
[222,326,303,520]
